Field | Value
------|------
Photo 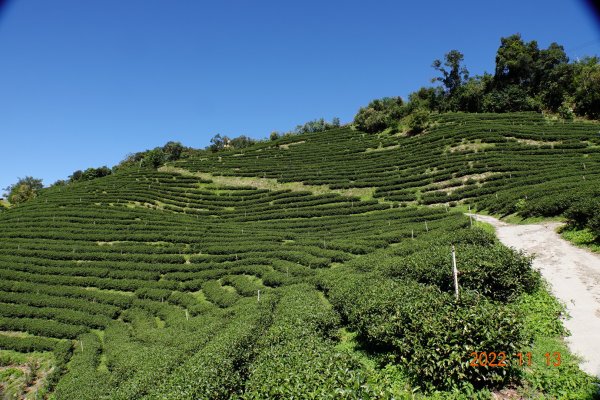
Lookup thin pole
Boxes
[257,290,261,302]
[452,245,459,301]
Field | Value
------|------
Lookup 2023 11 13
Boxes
[469,351,561,367]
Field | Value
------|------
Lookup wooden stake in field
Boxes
[257,289,261,302]
[451,245,459,301]
[468,205,473,227]
[425,221,428,232]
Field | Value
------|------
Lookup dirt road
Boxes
[472,214,600,378]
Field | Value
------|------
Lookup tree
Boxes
[82,166,111,181]
[353,97,405,133]
[533,43,569,90]
[482,85,540,113]
[162,141,185,161]
[144,149,167,168]
[292,117,341,134]
[229,135,256,149]
[432,50,469,96]
[540,62,574,112]
[573,57,600,119]
[407,87,445,112]
[405,108,431,134]
[3,177,44,204]
[494,34,539,89]
[69,170,83,181]
[353,108,388,133]
[69,166,112,182]
[269,131,281,141]
[50,180,68,188]
[208,134,229,152]
[452,75,490,112]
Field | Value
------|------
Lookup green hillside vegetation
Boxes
[1,110,599,398]
[353,34,600,135]
[1,33,600,398]
[172,112,600,239]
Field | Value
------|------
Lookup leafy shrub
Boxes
[353,97,406,133]
[405,107,431,134]
[384,244,538,302]
[241,285,375,399]
[322,272,526,391]
[565,198,600,228]
[135,287,172,301]
[202,280,239,308]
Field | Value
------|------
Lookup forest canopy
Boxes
[354,34,600,133]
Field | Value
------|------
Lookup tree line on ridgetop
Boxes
[354,33,600,134]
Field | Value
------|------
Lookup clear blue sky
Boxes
[1,0,599,191]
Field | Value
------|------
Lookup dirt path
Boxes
[472,214,600,378]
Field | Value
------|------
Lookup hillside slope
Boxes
[174,112,600,216]
[0,112,599,398]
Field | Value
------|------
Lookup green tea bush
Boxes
[384,244,538,302]
[565,197,600,234]
[322,272,526,391]
[201,280,240,308]
[241,285,374,399]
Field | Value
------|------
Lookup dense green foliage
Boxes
[353,34,600,134]
[288,117,341,135]
[319,225,540,391]
[353,96,405,133]
[69,166,112,183]
[0,163,557,397]
[3,176,44,204]
[1,107,599,397]
[116,141,190,170]
[174,112,600,240]
[208,134,257,152]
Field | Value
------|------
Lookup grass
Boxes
[512,283,600,399]
[0,349,56,400]
[452,204,567,226]
[334,328,496,399]
[502,213,566,225]
[191,290,211,304]
[472,219,496,235]
[559,226,600,253]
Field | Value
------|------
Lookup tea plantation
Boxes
[176,112,600,223]
[1,112,599,398]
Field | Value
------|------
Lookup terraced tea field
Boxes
[175,112,600,216]
[1,112,599,398]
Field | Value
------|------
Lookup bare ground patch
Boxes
[160,166,381,202]
[364,144,401,153]
[506,137,562,146]
[424,172,500,193]
[448,142,495,153]
[278,140,306,150]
